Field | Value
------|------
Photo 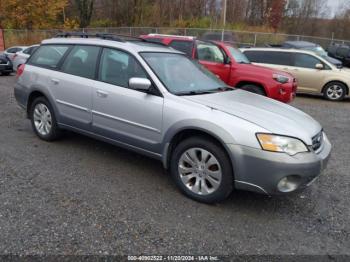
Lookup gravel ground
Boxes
[0,74,349,257]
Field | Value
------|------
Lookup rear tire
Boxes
[170,137,234,203]
[240,84,266,96]
[1,72,11,76]
[323,82,346,101]
[30,97,62,141]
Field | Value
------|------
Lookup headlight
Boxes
[273,73,290,84]
[256,133,309,156]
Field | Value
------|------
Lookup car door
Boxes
[48,45,100,130]
[196,42,231,83]
[92,48,164,154]
[287,53,327,93]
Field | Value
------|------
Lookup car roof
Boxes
[240,47,318,56]
[42,37,183,54]
[284,41,318,48]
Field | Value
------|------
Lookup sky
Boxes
[328,0,340,14]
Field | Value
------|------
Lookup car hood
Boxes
[184,90,322,145]
[324,56,342,66]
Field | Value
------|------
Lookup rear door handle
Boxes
[51,78,60,85]
[96,90,108,98]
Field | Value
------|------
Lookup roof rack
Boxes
[55,32,126,42]
[54,32,167,46]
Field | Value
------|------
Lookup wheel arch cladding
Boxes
[162,125,235,179]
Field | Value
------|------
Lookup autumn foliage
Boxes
[0,0,67,29]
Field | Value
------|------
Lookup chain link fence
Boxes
[3,27,350,49]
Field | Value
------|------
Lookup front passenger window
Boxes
[197,43,225,63]
[99,48,147,88]
[294,54,322,69]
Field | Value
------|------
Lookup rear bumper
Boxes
[228,133,332,195]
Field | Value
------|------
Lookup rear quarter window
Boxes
[169,40,193,57]
[28,45,70,69]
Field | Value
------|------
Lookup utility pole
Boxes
[221,0,227,41]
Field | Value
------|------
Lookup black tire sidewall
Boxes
[170,137,234,203]
[324,82,346,101]
[30,97,60,141]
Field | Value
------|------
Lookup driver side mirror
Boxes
[315,63,324,70]
[129,77,152,91]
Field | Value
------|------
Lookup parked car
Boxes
[0,53,13,75]
[241,47,350,101]
[12,44,40,71]
[327,43,350,67]
[3,46,27,61]
[14,33,331,203]
[267,41,342,68]
[141,34,297,103]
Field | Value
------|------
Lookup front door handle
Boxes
[51,78,60,85]
[96,90,108,98]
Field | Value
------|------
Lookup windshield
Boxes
[304,46,328,57]
[141,52,229,95]
[227,46,250,64]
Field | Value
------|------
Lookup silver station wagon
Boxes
[14,33,331,203]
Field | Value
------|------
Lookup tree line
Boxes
[1,0,350,40]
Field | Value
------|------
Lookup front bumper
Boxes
[0,63,13,73]
[228,134,332,195]
[270,82,297,104]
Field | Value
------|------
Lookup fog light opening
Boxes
[277,175,301,193]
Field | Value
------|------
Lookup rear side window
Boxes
[244,51,292,66]
[29,45,69,69]
[23,46,38,55]
[99,48,147,88]
[169,40,193,57]
[293,53,322,69]
[61,45,100,79]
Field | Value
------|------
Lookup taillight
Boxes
[12,54,17,60]
[17,64,25,77]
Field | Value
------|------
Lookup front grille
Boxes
[0,59,8,65]
[312,131,323,152]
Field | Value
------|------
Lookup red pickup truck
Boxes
[141,34,297,103]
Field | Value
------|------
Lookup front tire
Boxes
[30,97,61,141]
[240,84,266,96]
[170,137,234,203]
[323,82,346,101]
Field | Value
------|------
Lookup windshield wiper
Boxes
[177,90,214,96]
[176,87,233,96]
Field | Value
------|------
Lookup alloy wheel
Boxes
[326,84,344,100]
[33,103,52,136]
[178,148,222,195]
